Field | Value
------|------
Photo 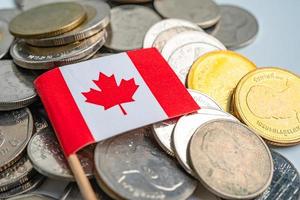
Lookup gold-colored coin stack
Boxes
[8,1,110,70]
[187,50,300,146]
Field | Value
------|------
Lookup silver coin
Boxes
[0,60,37,111]
[0,155,36,192]
[94,127,197,200]
[188,184,221,200]
[27,127,94,181]
[7,194,55,200]
[0,21,14,59]
[153,26,200,52]
[143,18,202,48]
[212,5,259,49]
[152,90,222,156]
[153,0,220,28]
[26,1,110,47]
[0,108,33,172]
[256,150,300,200]
[168,42,224,85]
[161,31,226,61]
[0,174,45,199]
[172,109,238,176]
[105,5,161,51]
[10,30,107,70]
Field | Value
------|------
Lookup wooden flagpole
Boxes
[68,154,98,200]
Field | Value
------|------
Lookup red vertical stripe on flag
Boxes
[127,48,200,117]
[34,68,95,156]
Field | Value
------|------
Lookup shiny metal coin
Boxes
[153,90,222,156]
[27,127,94,181]
[94,127,197,200]
[0,108,33,172]
[105,5,161,51]
[189,120,273,199]
[152,26,200,52]
[0,155,36,192]
[10,30,107,70]
[7,194,55,200]
[256,150,300,200]
[172,109,237,176]
[0,60,37,111]
[161,31,226,61]
[26,1,110,47]
[212,5,259,49]
[143,18,202,48]
[153,0,220,28]
[188,184,221,200]
[0,174,45,199]
[0,21,14,59]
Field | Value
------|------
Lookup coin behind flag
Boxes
[34,48,200,156]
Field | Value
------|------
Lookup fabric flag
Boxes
[35,48,200,156]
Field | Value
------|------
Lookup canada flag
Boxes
[35,48,199,156]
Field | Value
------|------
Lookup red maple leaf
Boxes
[82,73,139,115]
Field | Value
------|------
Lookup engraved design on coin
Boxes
[95,127,197,200]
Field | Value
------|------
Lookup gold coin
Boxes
[9,2,86,39]
[234,67,300,145]
[187,50,256,112]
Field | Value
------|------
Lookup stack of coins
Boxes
[9,1,110,70]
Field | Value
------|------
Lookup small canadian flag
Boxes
[35,48,199,156]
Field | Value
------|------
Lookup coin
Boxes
[172,109,238,176]
[234,67,300,145]
[256,150,300,200]
[9,2,87,38]
[10,30,107,70]
[105,5,161,51]
[0,174,44,199]
[189,120,273,199]
[94,127,197,200]
[27,127,94,181]
[0,60,37,111]
[212,5,259,49]
[25,1,110,47]
[0,108,33,172]
[0,21,14,59]
[188,184,221,200]
[153,0,220,28]
[152,89,222,156]
[187,50,256,112]
[143,18,202,48]
[7,194,55,200]
[152,26,201,52]
[0,155,36,192]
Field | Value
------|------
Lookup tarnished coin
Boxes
[0,21,14,59]
[0,155,36,192]
[0,108,33,172]
[153,90,222,156]
[26,1,110,47]
[153,0,220,28]
[143,18,202,48]
[234,68,300,145]
[189,120,273,199]
[27,127,94,181]
[0,60,37,110]
[105,5,161,51]
[7,194,55,200]
[212,5,259,49]
[256,150,300,200]
[0,174,44,199]
[187,50,256,112]
[9,2,86,38]
[10,30,107,70]
[188,184,221,200]
[173,109,238,176]
[94,127,197,200]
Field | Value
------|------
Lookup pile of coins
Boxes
[0,0,299,199]
[9,1,110,70]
